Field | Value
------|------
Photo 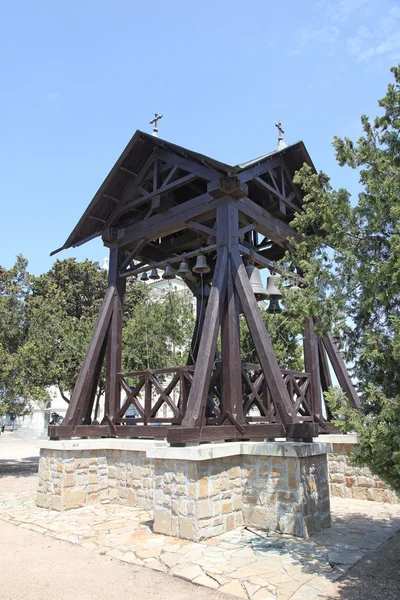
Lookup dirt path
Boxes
[0,519,228,600]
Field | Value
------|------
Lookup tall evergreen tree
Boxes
[287,65,400,492]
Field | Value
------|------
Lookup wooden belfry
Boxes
[49,130,360,444]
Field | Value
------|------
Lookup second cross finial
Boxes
[150,112,163,137]
[275,121,287,150]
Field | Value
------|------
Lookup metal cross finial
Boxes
[275,121,285,141]
[149,112,163,137]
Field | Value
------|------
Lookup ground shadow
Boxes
[239,509,400,585]
[323,530,400,600]
[0,458,39,478]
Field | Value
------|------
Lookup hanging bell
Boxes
[245,265,269,301]
[177,261,191,278]
[149,268,159,280]
[266,275,282,299]
[193,253,210,274]
[162,264,176,280]
[140,271,149,281]
[266,297,283,314]
[266,274,283,313]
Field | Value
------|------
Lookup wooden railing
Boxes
[117,363,314,425]
[116,367,194,425]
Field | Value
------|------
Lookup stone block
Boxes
[199,477,209,498]
[64,488,86,510]
[154,508,171,535]
[197,499,213,519]
[179,517,195,540]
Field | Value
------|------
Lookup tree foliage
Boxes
[287,65,400,491]
[0,256,44,417]
[0,256,195,415]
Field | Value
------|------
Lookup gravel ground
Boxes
[1,436,399,600]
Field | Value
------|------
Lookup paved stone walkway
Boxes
[1,491,400,600]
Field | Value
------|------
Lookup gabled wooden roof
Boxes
[52,130,314,255]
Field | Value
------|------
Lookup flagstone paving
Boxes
[1,490,400,600]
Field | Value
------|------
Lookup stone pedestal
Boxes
[37,439,331,540]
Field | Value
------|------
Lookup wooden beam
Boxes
[231,247,299,425]
[104,151,158,227]
[237,197,299,247]
[62,286,115,426]
[117,193,217,248]
[238,156,286,183]
[167,423,285,444]
[181,247,228,428]
[303,318,322,417]
[186,221,216,238]
[254,177,301,213]
[118,173,199,215]
[217,202,244,424]
[156,148,218,181]
[120,238,147,271]
[318,338,332,392]
[322,333,361,409]
[105,248,126,421]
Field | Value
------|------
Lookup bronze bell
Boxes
[266,274,283,314]
[245,265,269,301]
[193,253,210,274]
[162,265,176,280]
[266,275,282,299]
[149,268,159,280]
[266,297,283,314]
[177,261,191,278]
[140,271,149,281]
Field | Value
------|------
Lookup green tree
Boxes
[25,260,195,408]
[287,65,400,492]
[25,258,108,403]
[0,255,44,418]
[122,283,195,372]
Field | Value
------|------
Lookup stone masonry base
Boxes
[317,435,399,503]
[37,440,331,541]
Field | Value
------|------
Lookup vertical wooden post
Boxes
[105,247,126,421]
[218,201,244,424]
[181,247,228,429]
[303,318,322,417]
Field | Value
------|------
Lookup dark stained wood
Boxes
[303,318,322,417]
[318,338,333,392]
[120,238,147,271]
[118,173,199,215]
[322,333,361,409]
[254,176,301,214]
[62,286,115,427]
[117,193,217,249]
[237,197,299,247]
[105,248,126,421]
[231,246,299,426]
[167,423,285,444]
[217,202,244,424]
[156,148,218,182]
[181,247,228,428]
[54,132,360,443]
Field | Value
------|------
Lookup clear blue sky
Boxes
[1,0,399,275]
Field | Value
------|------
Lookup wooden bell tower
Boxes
[49,129,360,444]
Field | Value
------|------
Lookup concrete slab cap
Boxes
[39,439,332,461]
